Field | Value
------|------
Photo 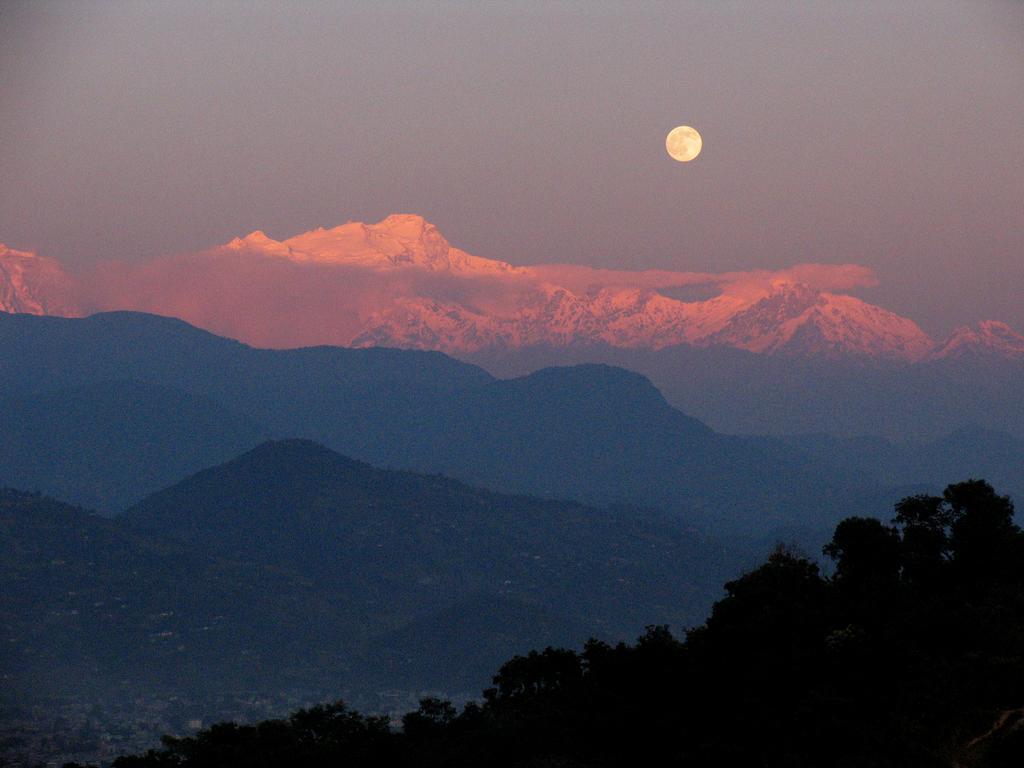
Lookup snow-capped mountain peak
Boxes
[932,321,1024,359]
[2,216,1021,362]
[224,214,525,276]
[0,244,78,316]
[225,231,296,259]
[698,285,935,359]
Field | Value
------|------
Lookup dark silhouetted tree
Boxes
[893,493,951,590]
[402,697,457,741]
[945,480,1019,586]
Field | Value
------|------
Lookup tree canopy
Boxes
[76,480,1024,768]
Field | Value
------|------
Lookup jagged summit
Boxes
[223,219,939,358]
[225,230,295,258]
[699,286,935,360]
[375,213,441,238]
[352,277,936,359]
[223,214,524,275]
[932,321,1024,359]
[0,244,78,316]
[1,217,1020,361]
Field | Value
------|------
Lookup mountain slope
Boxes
[931,320,1024,359]
[10,215,1017,361]
[0,243,77,315]
[5,310,1014,532]
[0,310,492,469]
[468,340,1024,441]
[229,213,525,276]
[123,439,726,638]
[0,309,490,398]
[0,311,860,533]
[701,285,934,359]
[0,488,352,701]
[0,380,268,512]
[1,448,744,757]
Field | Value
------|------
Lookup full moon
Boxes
[666,125,702,162]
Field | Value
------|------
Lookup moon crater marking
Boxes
[666,125,702,162]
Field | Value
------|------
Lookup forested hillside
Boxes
[94,481,1024,768]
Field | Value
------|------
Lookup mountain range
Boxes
[2,215,1022,361]
[468,340,1024,441]
[0,311,1021,534]
[0,311,819,533]
[1,307,1021,764]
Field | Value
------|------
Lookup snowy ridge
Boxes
[351,280,939,359]
[930,321,1024,360]
[0,244,78,316]
[226,214,525,276]
[1,216,1021,361]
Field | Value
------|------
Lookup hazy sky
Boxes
[1,0,1021,334]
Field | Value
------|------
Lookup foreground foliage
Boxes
[89,480,1024,767]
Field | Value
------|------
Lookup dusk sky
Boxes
[2,0,1022,334]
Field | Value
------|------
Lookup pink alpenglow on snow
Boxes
[0,244,79,316]
[0,215,1018,362]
